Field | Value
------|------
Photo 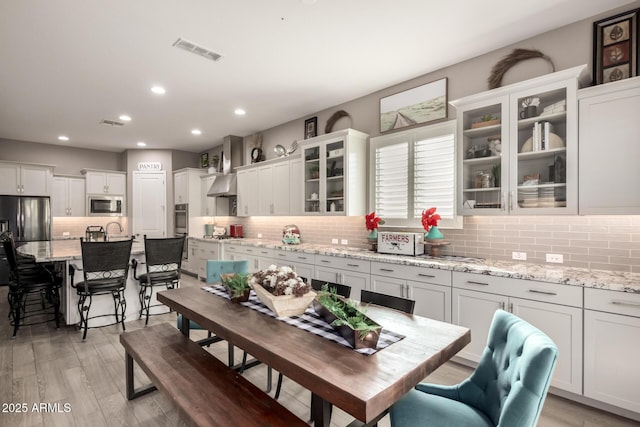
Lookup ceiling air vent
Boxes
[172,38,222,62]
[99,119,125,127]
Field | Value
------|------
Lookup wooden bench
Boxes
[120,322,307,427]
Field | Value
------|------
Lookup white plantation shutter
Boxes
[413,134,455,219]
[375,142,409,218]
[370,121,460,229]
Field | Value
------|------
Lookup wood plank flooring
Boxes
[1,275,638,427]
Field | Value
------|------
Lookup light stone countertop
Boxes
[17,239,145,262]
[192,237,640,293]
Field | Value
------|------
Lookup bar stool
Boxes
[70,237,133,340]
[2,232,62,338]
[132,234,185,325]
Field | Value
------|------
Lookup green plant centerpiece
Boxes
[220,273,251,303]
[313,284,382,350]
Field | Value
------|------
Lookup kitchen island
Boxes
[17,239,149,327]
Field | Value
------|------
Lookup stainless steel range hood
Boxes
[207,135,243,197]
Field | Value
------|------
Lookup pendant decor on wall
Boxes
[325,110,351,134]
[488,48,556,89]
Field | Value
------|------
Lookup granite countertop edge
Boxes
[190,237,640,293]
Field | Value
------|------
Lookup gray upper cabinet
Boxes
[578,76,640,215]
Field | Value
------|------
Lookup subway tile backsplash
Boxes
[211,215,640,273]
[54,215,640,273]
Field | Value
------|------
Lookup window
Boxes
[370,120,461,229]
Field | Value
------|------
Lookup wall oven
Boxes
[88,195,124,216]
[174,204,188,235]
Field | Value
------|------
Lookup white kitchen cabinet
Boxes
[173,168,204,211]
[236,168,258,217]
[451,65,587,215]
[52,175,85,217]
[224,243,273,273]
[83,169,126,195]
[584,288,640,413]
[289,157,303,215]
[0,161,53,196]
[578,76,640,214]
[314,254,370,299]
[236,157,295,217]
[196,240,221,280]
[272,249,314,281]
[370,262,451,322]
[301,128,368,215]
[452,271,582,394]
[182,239,199,275]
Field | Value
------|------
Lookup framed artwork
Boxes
[200,152,209,168]
[380,77,447,133]
[305,117,318,139]
[593,8,639,85]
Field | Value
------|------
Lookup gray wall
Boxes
[250,1,640,161]
[0,138,123,174]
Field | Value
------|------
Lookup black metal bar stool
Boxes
[132,234,185,325]
[70,237,133,340]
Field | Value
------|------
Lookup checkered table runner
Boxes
[202,285,405,355]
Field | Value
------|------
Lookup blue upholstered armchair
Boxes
[390,310,558,427]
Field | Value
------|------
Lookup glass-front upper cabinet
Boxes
[452,65,587,216]
[300,129,368,216]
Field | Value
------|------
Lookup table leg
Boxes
[180,315,191,337]
[311,393,332,427]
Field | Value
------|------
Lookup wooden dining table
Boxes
[157,286,471,427]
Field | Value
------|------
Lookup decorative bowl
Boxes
[253,284,316,317]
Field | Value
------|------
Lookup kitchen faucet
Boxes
[105,221,124,241]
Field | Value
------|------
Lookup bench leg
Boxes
[125,351,157,400]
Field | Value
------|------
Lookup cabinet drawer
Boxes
[585,288,640,318]
[241,246,273,258]
[371,262,451,287]
[453,271,582,307]
[315,254,370,274]
[273,250,315,265]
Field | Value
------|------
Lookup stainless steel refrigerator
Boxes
[0,196,51,285]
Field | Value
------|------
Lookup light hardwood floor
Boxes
[1,274,638,427]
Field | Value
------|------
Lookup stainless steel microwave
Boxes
[88,195,124,216]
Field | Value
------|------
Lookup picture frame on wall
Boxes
[380,77,447,133]
[593,8,639,85]
[200,152,209,168]
[304,117,318,139]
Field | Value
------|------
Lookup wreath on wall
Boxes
[325,110,351,134]
[488,48,556,89]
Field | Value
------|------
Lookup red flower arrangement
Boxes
[365,211,385,231]
[421,207,441,232]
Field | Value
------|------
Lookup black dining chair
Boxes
[132,234,185,325]
[361,289,415,314]
[2,232,63,338]
[311,278,352,298]
[70,237,134,340]
[270,278,353,400]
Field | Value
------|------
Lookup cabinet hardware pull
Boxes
[528,289,557,296]
[500,301,505,310]
[509,191,514,211]
[611,299,640,307]
[380,268,394,272]
[501,192,506,211]
[418,273,435,278]
[246,249,253,252]
[321,260,330,263]
[278,253,286,257]
[467,280,489,286]
[298,256,307,260]
[347,263,359,267]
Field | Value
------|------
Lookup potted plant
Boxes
[250,265,315,317]
[471,114,501,129]
[313,285,382,350]
[220,273,251,303]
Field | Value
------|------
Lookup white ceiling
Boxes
[0,0,634,153]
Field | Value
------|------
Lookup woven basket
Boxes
[253,284,316,317]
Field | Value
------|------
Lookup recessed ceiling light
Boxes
[234,108,246,116]
[58,135,69,141]
[119,115,132,122]
[137,141,146,147]
[191,129,202,135]
[151,86,166,95]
